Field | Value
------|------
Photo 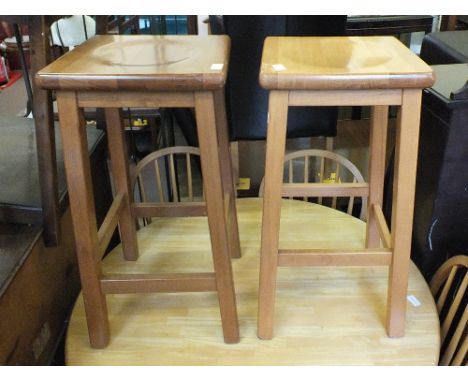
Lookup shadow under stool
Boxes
[36,34,241,348]
[257,36,435,340]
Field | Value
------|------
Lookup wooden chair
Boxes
[130,146,202,226]
[259,149,367,220]
[430,255,467,366]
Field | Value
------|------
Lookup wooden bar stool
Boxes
[36,35,241,348]
[257,36,435,340]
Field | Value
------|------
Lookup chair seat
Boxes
[420,30,468,65]
[259,36,434,90]
[36,35,230,91]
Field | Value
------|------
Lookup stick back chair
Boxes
[430,254,467,366]
[131,146,203,226]
[259,149,367,220]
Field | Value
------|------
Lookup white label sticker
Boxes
[407,295,421,307]
[210,63,224,70]
[272,64,287,71]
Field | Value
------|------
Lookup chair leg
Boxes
[57,91,110,348]
[29,17,61,247]
[213,89,242,259]
[105,108,139,261]
[257,91,289,340]
[230,141,240,193]
[194,91,239,343]
[325,136,334,152]
[366,106,389,247]
[387,89,422,337]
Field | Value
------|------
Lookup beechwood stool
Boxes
[257,36,435,340]
[36,35,241,348]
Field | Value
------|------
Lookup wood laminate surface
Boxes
[36,35,230,91]
[66,198,439,365]
[260,36,434,90]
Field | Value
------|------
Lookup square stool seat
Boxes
[257,35,435,340]
[259,36,434,90]
[36,34,230,91]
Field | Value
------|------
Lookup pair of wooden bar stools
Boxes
[36,34,434,348]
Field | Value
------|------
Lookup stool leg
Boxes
[366,106,389,247]
[213,89,242,259]
[258,91,289,340]
[105,108,139,261]
[194,91,239,343]
[56,91,110,348]
[387,89,422,337]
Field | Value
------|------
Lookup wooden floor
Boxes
[66,198,440,365]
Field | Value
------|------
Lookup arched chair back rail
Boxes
[259,149,367,220]
[130,146,203,226]
[430,255,468,366]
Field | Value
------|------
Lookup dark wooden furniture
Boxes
[412,64,468,280]
[0,117,109,224]
[0,214,79,365]
[95,16,140,35]
[257,36,434,340]
[346,15,434,36]
[0,125,113,365]
[36,34,241,348]
[440,15,468,31]
[0,16,60,246]
[186,16,198,35]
